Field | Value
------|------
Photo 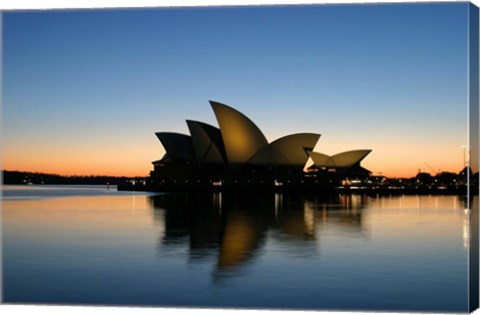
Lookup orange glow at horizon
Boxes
[2,128,468,178]
[2,146,465,179]
[314,132,468,178]
[2,139,162,177]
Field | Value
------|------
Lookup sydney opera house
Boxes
[150,101,372,191]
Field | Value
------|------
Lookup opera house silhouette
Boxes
[149,101,371,191]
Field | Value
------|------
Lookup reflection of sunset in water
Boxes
[368,194,466,210]
[2,186,473,311]
[3,194,163,245]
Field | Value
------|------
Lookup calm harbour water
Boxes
[2,185,475,312]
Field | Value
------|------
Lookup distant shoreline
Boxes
[116,182,472,196]
[3,169,478,196]
[2,170,143,186]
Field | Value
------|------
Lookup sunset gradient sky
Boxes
[2,3,471,177]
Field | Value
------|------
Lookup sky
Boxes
[1,2,472,177]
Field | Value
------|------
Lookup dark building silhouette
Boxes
[149,101,371,191]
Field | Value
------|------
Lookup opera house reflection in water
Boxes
[148,193,371,280]
[2,185,472,311]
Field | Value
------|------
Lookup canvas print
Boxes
[1,2,479,313]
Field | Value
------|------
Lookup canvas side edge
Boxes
[469,1,480,313]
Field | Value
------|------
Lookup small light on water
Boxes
[463,211,469,250]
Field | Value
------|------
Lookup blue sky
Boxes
[2,3,471,176]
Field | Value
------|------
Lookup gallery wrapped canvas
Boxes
[1,1,479,314]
